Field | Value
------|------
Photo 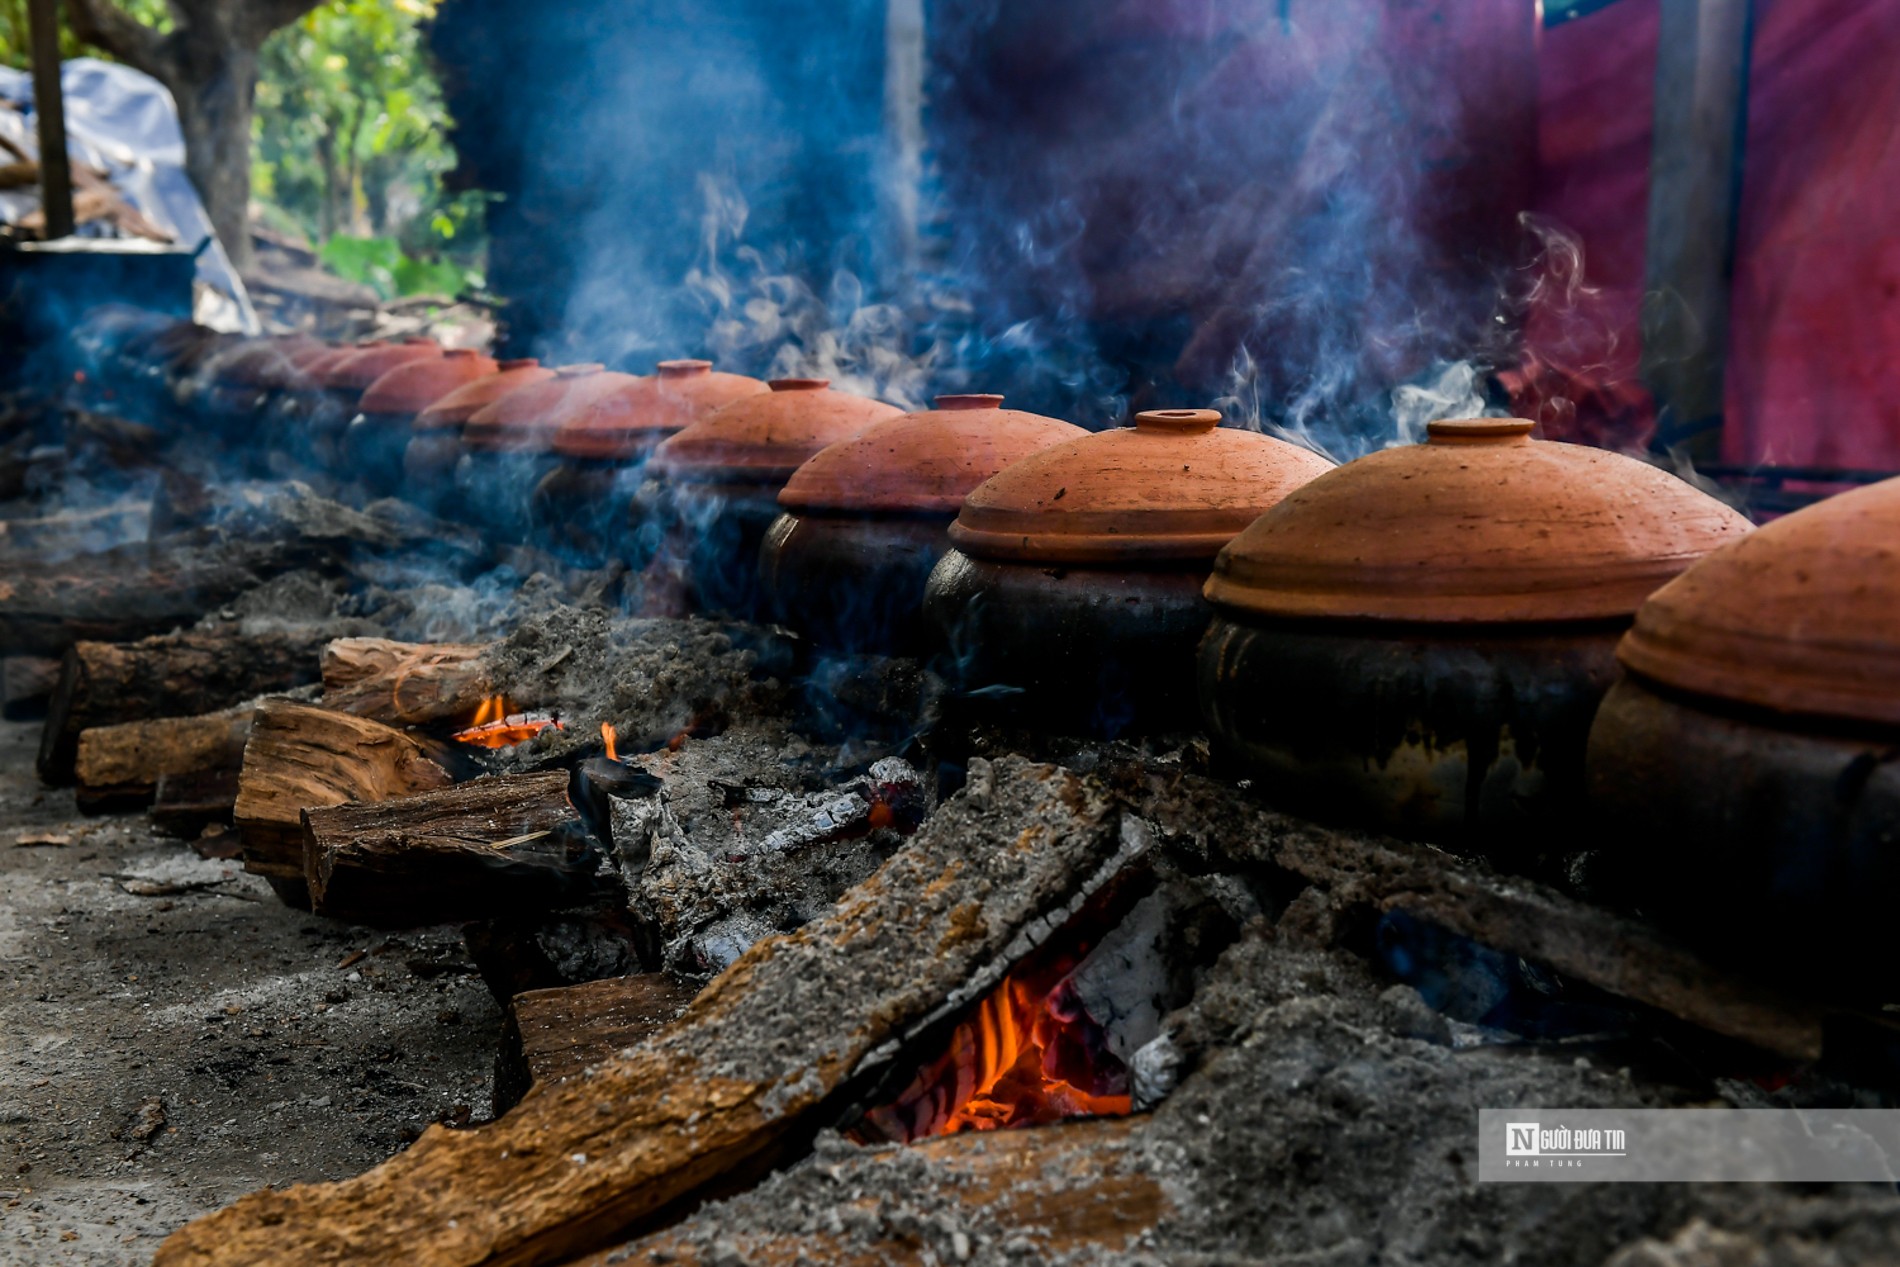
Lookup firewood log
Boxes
[2,655,59,721]
[493,974,697,1113]
[155,759,1138,1267]
[302,771,604,927]
[233,700,452,885]
[38,627,333,785]
[319,637,493,726]
[73,706,251,813]
[151,767,243,838]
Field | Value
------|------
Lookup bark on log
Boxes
[302,771,603,927]
[38,626,332,785]
[234,700,452,882]
[2,654,59,720]
[73,705,250,813]
[579,1116,1162,1267]
[319,637,493,726]
[494,974,697,1114]
[156,757,1142,1267]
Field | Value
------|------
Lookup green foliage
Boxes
[0,0,170,70]
[319,231,480,299]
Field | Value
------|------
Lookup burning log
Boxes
[302,771,606,927]
[73,705,251,814]
[156,758,1145,1267]
[493,973,697,1113]
[233,700,452,891]
[37,627,333,785]
[318,637,495,726]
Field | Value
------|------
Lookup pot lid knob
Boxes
[657,359,712,378]
[1426,417,1535,444]
[769,377,830,392]
[934,393,1005,411]
[1136,408,1221,433]
[556,362,606,378]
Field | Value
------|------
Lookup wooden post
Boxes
[1641,0,1756,460]
[27,0,74,241]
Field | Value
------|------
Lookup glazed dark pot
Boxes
[760,512,951,653]
[1587,675,1900,978]
[1200,614,1623,841]
[665,481,786,619]
[926,548,1213,731]
[532,459,654,563]
[452,448,561,540]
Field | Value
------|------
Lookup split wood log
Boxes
[0,500,150,557]
[156,757,1143,1267]
[38,626,334,785]
[579,1116,1162,1267]
[494,974,698,1114]
[73,706,250,813]
[2,654,59,720]
[302,771,603,927]
[233,700,452,884]
[151,767,243,838]
[319,637,493,726]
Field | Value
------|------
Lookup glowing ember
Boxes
[601,722,618,762]
[452,696,563,749]
[854,948,1132,1144]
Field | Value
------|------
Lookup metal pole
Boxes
[27,0,75,240]
[1641,0,1756,460]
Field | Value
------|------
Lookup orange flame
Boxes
[601,722,618,762]
[452,696,563,749]
[855,955,1131,1143]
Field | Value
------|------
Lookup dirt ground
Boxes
[0,718,502,1265]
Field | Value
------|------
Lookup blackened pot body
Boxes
[340,412,415,498]
[924,547,1210,732]
[760,512,950,655]
[1198,614,1623,844]
[532,457,655,564]
[452,449,560,540]
[402,430,465,512]
[642,481,783,619]
[1586,675,1900,978]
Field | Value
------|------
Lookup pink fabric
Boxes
[1530,0,1900,469]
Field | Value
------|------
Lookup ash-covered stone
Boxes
[604,726,928,976]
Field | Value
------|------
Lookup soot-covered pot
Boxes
[643,378,902,617]
[925,408,1333,732]
[762,394,1084,654]
[1587,478,1900,975]
[343,348,498,496]
[1199,417,1753,847]
[196,334,325,434]
[294,338,442,470]
[536,359,766,560]
[402,358,554,507]
[456,363,642,539]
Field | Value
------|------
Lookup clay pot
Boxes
[1586,477,1900,976]
[761,394,1085,653]
[643,378,902,616]
[198,334,325,418]
[1198,417,1753,846]
[455,364,642,538]
[536,359,768,561]
[341,349,499,497]
[403,358,555,508]
[924,408,1333,732]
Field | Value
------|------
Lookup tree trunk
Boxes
[172,44,259,273]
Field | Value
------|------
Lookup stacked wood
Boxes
[318,637,493,726]
[302,771,603,927]
[73,706,251,814]
[493,974,697,1113]
[38,627,333,784]
[2,655,58,720]
[151,767,244,838]
[155,758,1141,1267]
[233,700,452,888]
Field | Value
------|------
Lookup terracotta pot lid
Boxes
[1617,477,1900,725]
[359,348,501,416]
[648,378,903,485]
[778,393,1088,516]
[551,359,768,460]
[415,358,555,432]
[462,364,642,453]
[947,408,1334,565]
[322,338,442,391]
[1204,417,1754,624]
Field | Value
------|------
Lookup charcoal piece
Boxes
[463,904,650,1006]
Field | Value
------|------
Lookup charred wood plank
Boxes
[156,757,1142,1267]
[493,974,697,1114]
[302,771,602,927]
[38,626,333,785]
[74,706,251,814]
[319,637,494,726]
[233,700,452,884]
